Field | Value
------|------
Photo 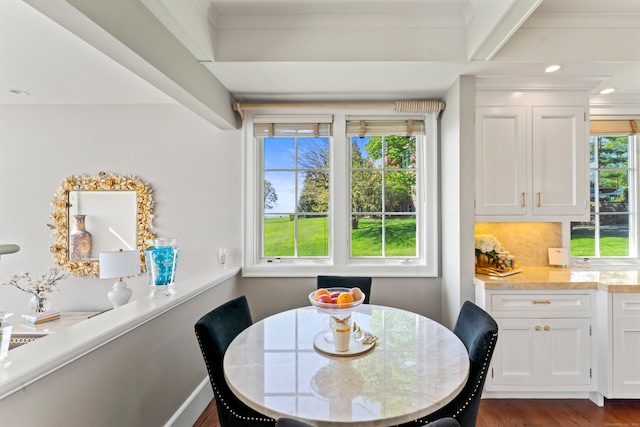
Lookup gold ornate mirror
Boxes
[49,172,155,277]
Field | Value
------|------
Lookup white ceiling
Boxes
[0,0,174,105]
[3,0,640,128]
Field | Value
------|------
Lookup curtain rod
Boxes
[233,100,445,120]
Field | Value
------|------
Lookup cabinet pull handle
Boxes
[532,300,551,305]
[521,192,525,207]
[544,325,550,331]
[537,192,541,207]
[535,325,542,331]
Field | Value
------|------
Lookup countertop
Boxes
[473,267,640,292]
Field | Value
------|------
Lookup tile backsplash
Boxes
[475,222,562,267]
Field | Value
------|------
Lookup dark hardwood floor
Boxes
[193,398,640,426]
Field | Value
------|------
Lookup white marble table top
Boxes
[224,305,470,427]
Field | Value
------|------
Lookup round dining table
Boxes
[223,304,470,427]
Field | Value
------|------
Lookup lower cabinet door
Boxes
[491,318,591,387]
[541,318,591,385]
[492,319,540,386]
[613,318,640,395]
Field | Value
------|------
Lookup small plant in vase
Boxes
[2,267,69,313]
[475,234,503,269]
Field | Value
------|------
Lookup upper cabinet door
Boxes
[475,106,528,216]
[475,102,589,221]
[532,106,588,217]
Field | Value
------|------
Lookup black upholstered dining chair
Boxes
[194,295,276,427]
[316,275,372,304]
[276,416,461,426]
[397,301,498,427]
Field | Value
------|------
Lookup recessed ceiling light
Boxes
[599,88,616,95]
[545,65,561,73]
[9,88,30,96]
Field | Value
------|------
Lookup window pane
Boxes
[570,218,596,257]
[352,171,383,212]
[351,137,382,168]
[384,136,416,169]
[298,215,328,256]
[264,215,294,256]
[386,215,416,256]
[600,214,630,256]
[297,171,328,213]
[298,138,329,169]
[597,136,629,169]
[352,215,382,256]
[385,171,416,213]
[598,169,628,199]
[264,171,295,213]
[264,137,295,169]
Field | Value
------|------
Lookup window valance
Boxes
[590,119,639,136]
[253,115,333,137]
[346,116,425,138]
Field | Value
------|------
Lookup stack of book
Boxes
[22,311,61,324]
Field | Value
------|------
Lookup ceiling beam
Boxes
[140,0,219,62]
[465,0,543,61]
[25,0,239,130]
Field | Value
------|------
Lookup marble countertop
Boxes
[224,305,470,427]
[473,267,640,292]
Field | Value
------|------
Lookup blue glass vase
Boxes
[144,238,180,295]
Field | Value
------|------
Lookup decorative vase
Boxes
[29,295,51,313]
[144,238,180,295]
[70,214,92,259]
[476,253,494,268]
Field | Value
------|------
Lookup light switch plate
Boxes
[548,248,568,266]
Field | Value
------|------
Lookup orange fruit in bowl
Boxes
[336,292,355,307]
[314,288,331,301]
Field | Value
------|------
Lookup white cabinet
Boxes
[493,317,591,386]
[475,103,589,221]
[475,288,596,396]
[600,293,640,397]
[475,106,527,216]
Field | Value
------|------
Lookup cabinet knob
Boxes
[532,300,551,305]
[535,325,542,331]
[521,192,526,207]
[537,192,541,207]
[544,325,550,331]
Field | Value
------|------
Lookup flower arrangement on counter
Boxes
[475,234,503,259]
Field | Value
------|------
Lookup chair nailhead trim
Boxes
[196,332,276,425]
[411,331,498,425]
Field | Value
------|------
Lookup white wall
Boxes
[440,76,477,329]
[0,103,242,317]
[0,102,449,325]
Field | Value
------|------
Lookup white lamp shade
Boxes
[99,250,140,279]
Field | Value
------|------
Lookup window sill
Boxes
[241,262,436,278]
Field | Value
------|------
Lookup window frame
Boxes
[242,109,439,277]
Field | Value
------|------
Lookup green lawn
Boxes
[570,227,629,257]
[264,216,416,257]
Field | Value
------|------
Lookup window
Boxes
[259,119,331,257]
[243,111,439,277]
[347,118,423,257]
[570,133,636,260]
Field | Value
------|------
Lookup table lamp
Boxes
[99,249,140,308]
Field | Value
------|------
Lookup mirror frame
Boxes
[50,172,155,277]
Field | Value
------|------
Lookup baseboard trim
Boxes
[165,377,213,427]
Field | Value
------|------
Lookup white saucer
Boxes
[313,330,376,357]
